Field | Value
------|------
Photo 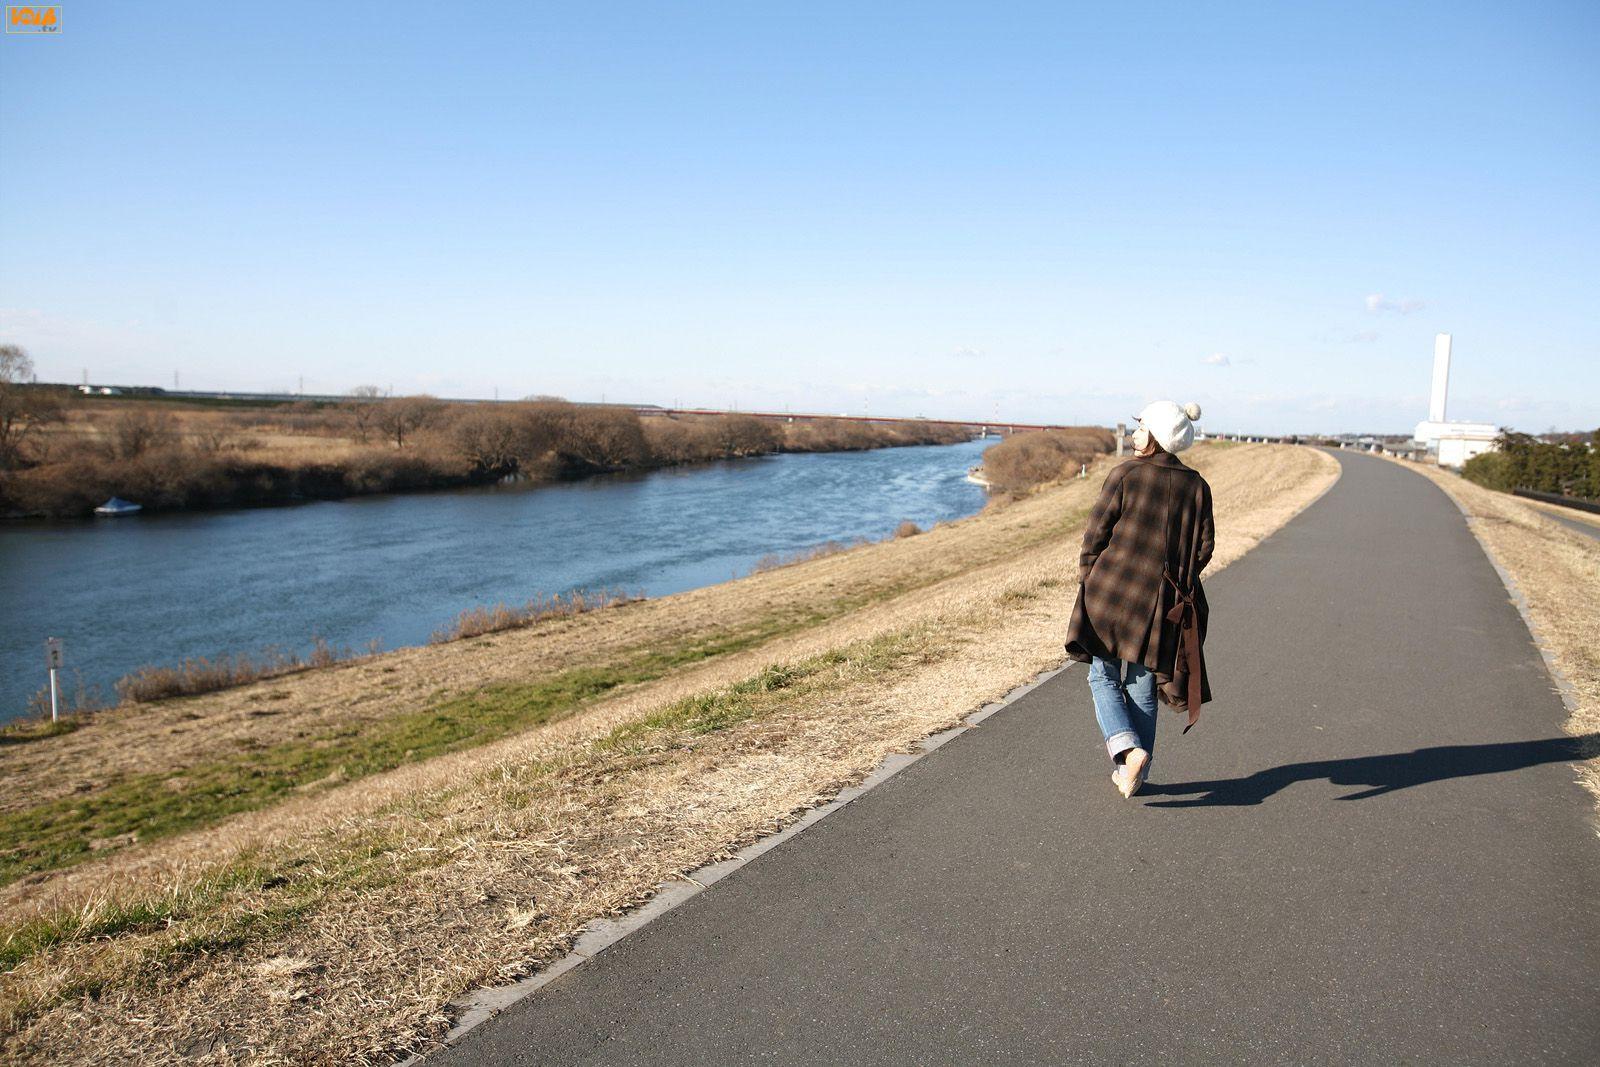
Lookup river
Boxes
[0,438,991,721]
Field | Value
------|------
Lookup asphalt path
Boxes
[1538,507,1600,543]
[432,450,1600,1065]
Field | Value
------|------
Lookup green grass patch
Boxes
[598,633,921,755]
[0,663,628,886]
[0,858,275,972]
[0,718,83,744]
[0,616,820,887]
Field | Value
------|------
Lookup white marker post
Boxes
[44,638,64,722]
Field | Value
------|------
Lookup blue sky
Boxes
[2,2,1596,433]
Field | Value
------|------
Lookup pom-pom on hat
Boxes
[1136,400,1202,454]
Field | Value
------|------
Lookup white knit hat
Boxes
[1136,400,1202,454]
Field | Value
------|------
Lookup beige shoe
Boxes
[1122,748,1150,797]
[1126,748,1152,796]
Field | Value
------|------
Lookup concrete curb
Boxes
[397,664,1070,1065]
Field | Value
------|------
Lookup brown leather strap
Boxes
[1163,570,1203,732]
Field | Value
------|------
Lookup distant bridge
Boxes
[635,407,1076,437]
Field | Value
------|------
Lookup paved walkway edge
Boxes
[398,665,1071,1066]
[1395,459,1583,722]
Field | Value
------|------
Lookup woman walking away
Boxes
[1065,400,1215,799]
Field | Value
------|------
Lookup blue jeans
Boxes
[1088,656,1158,763]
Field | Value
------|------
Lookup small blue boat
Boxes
[94,497,143,516]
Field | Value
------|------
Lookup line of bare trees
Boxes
[0,351,975,517]
[334,390,965,478]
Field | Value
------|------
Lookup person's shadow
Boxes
[1141,733,1600,807]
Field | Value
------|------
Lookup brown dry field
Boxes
[1388,458,1600,810]
[41,405,363,461]
[0,443,1337,1065]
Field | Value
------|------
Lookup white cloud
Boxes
[950,347,983,359]
[1364,293,1426,315]
[1202,353,1230,366]
[1348,329,1380,343]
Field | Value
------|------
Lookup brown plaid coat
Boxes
[1065,450,1216,729]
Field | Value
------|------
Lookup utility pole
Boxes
[174,370,179,390]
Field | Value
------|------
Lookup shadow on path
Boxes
[1143,734,1600,807]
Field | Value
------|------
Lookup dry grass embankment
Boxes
[1392,459,1600,811]
[429,590,639,644]
[0,444,1337,1065]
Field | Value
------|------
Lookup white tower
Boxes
[1428,333,1451,422]
[1414,333,1497,466]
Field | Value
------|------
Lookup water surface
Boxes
[0,439,990,720]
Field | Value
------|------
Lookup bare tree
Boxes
[710,415,781,456]
[110,408,172,458]
[643,418,699,463]
[344,384,385,442]
[560,407,650,469]
[373,395,443,448]
[193,424,242,453]
[517,399,578,459]
[0,344,63,468]
[449,407,528,474]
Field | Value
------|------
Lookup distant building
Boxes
[1412,334,1498,467]
[1434,428,1499,468]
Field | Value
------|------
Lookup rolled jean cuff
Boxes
[1104,729,1141,761]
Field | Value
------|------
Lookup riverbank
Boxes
[0,394,979,519]
[0,443,1338,1064]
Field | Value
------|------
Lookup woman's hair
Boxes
[1134,428,1167,456]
